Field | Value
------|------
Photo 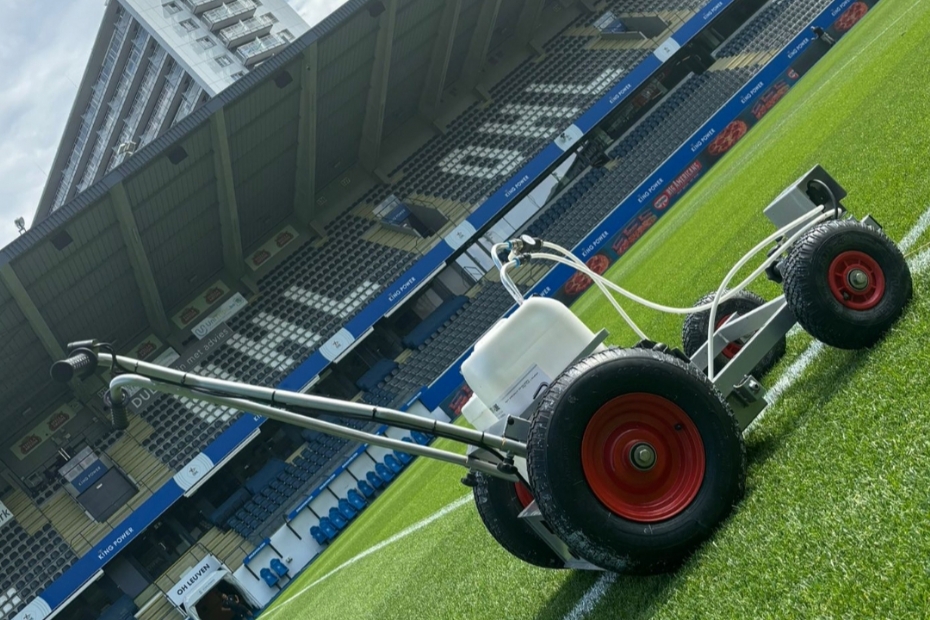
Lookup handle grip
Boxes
[50,350,98,383]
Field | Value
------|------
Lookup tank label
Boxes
[490,364,552,419]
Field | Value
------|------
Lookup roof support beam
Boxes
[294,45,319,225]
[418,0,462,120]
[515,0,546,47]
[0,264,92,398]
[358,0,399,173]
[0,264,66,362]
[110,182,171,338]
[210,108,245,279]
[461,0,503,91]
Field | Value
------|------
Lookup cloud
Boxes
[0,0,347,251]
[0,1,106,250]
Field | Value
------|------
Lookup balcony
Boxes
[235,33,287,66]
[202,0,257,31]
[218,14,274,48]
[183,0,225,14]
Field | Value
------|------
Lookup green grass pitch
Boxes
[263,1,930,617]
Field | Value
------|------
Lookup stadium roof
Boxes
[0,0,555,430]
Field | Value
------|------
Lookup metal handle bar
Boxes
[52,351,525,481]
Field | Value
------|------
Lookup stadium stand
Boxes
[0,0,868,616]
[717,0,835,57]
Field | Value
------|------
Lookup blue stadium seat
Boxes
[393,448,412,465]
[260,568,279,588]
[310,525,329,545]
[328,507,348,529]
[375,462,395,482]
[338,498,357,520]
[366,471,385,489]
[319,518,338,540]
[384,454,403,473]
[270,558,289,578]
[358,479,375,498]
[347,489,367,510]
[411,431,430,445]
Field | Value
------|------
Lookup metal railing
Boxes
[218,13,274,45]
[202,0,257,27]
[52,10,132,210]
[235,32,287,64]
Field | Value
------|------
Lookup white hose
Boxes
[494,206,830,363]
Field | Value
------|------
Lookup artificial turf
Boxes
[263,1,930,617]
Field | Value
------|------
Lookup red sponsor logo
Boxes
[275,231,294,248]
[136,341,157,360]
[204,287,224,304]
[751,81,790,120]
[48,412,70,432]
[19,435,41,455]
[787,68,799,80]
[180,307,200,325]
[612,211,658,257]
[251,250,271,267]
[653,161,702,210]
[448,385,474,417]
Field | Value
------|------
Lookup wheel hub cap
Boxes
[581,393,705,523]
[828,250,886,310]
[847,268,869,290]
[630,443,657,470]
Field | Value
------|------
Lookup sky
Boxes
[0,0,345,250]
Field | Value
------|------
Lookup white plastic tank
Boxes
[461,297,601,430]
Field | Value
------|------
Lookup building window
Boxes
[197,36,215,49]
[279,29,293,42]
[164,2,181,14]
[265,11,278,23]
[231,71,247,80]
[180,18,198,32]
[215,55,233,67]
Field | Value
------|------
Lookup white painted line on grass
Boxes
[899,208,930,253]
[266,494,473,616]
[563,573,618,620]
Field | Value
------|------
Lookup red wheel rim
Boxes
[581,394,705,522]
[828,250,885,310]
[715,314,741,359]
[514,482,534,509]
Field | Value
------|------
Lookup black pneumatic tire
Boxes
[681,290,787,378]
[526,347,745,574]
[472,472,564,569]
[782,219,912,349]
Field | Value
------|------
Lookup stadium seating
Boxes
[209,488,252,526]
[319,518,339,540]
[401,296,470,349]
[0,522,77,617]
[260,567,279,588]
[358,479,376,498]
[384,454,404,474]
[328,508,348,530]
[717,0,835,57]
[337,498,357,520]
[310,525,329,545]
[347,489,367,511]
[270,558,289,579]
[80,0,833,568]
[375,463,395,483]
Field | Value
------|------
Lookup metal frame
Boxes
[95,352,524,482]
[63,165,852,571]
